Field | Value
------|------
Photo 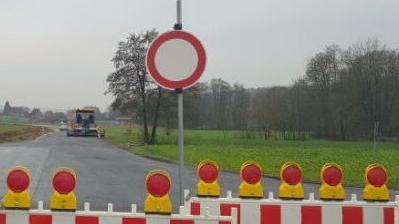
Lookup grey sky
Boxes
[1,0,399,111]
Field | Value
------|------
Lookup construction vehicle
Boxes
[66,108,105,138]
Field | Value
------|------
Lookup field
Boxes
[105,125,399,187]
[0,124,46,143]
[0,115,29,124]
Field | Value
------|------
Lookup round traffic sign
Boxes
[146,30,206,90]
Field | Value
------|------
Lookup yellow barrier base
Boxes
[320,183,345,200]
[50,192,77,210]
[239,182,263,198]
[144,195,172,214]
[2,190,31,209]
[279,183,304,199]
[363,185,390,201]
[197,181,220,197]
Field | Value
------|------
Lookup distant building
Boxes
[117,117,133,125]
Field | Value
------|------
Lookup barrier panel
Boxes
[0,201,238,224]
[188,191,398,224]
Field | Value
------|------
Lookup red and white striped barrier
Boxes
[0,201,237,224]
[187,191,398,224]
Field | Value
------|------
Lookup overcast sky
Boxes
[1,0,399,111]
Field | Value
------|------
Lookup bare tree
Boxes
[231,84,250,135]
[210,79,232,133]
[106,30,161,144]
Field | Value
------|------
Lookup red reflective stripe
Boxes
[0,213,5,224]
[260,205,280,224]
[76,216,99,224]
[170,220,194,224]
[30,215,52,224]
[220,204,240,224]
[342,207,363,224]
[384,207,395,224]
[122,218,146,224]
[301,206,321,224]
[191,202,201,215]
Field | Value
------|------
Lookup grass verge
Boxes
[0,124,50,143]
[104,125,399,188]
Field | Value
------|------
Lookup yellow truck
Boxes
[66,109,105,138]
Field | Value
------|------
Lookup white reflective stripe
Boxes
[154,38,199,81]
[146,216,170,224]
[364,207,383,224]
[241,203,260,224]
[52,213,75,224]
[195,220,219,224]
[322,204,342,224]
[281,204,300,224]
[99,216,122,224]
[5,211,29,224]
[199,201,220,216]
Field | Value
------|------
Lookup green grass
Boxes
[0,124,21,133]
[0,124,44,143]
[105,126,399,187]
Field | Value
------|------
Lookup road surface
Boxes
[0,132,392,211]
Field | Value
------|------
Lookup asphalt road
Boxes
[0,132,393,212]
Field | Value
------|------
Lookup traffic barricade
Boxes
[188,191,397,224]
[0,201,238,224]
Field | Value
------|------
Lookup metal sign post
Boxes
[146,0,206,207]
[176,88,184,205]
[175,0,184,206]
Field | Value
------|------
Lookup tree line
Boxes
[1,101,112,124]
[106,30,399,143]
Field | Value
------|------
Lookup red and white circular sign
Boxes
[146,30,206,90]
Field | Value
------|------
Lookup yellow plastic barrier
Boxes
[279,162,304,199]
[2,166,32,209]
[320,163,345,200]
[196,160,221,197]
[144,170,172,214]
[239,161,264,198]
[363,164,390,201]
[50,167,78,210]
